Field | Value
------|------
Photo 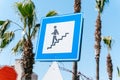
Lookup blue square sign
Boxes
[35,13,83,61]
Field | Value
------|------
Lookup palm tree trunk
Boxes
[96,56,99,80]
[22,39,35,80]
[94,13,101,80]
[73,0,81,80]
[74,0,81,13]
[107,53,113,80]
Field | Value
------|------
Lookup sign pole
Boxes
[72,0,81,80]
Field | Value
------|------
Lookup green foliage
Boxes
[0,0,37,53]
[117,67,120,77]
[0,1,58,54]
[16,0,35,19]
[31,24,40,39]
[0,21,5,25]
[12,39,24,53]
[102,36,112,50]
[96,0,109,13]
[0,20,10,37]
[0,20,13,49]
[16,2,26,18]
[0,32,14,48]
[0,0,38,53]
[46,10,58,17]
[16,0,36,28]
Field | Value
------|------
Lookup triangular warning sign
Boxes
[42,62,63,80]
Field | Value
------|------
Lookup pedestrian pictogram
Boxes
[35,13,83,61]
[51,26,59,46]
[47,25,69,50]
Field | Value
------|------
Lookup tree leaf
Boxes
[16,2,26,18]
[102,36,112,49]
[0,32,14,48]
[117,67,120,77]
[95,0,109,13]
[31,24,40,39]
[0,21,5,26]
[0,20,10,37]
[12,39,24,53]
[46,10,58,17]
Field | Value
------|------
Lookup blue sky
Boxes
[0,0,120,80]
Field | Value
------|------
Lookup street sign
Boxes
[35,13,83,61]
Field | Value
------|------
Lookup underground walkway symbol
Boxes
[47,26,69,50]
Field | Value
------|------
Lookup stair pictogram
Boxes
[47,33,69,50]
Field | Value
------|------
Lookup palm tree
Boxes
[72,0,81,80]
[0,1,37,80]
[95,0,109,80]
[0,0,57,80]
[13,1,37,79]
[102,36,113,80]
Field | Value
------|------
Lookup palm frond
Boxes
[117,67,120,77]
[0,20,10,37]
[102,36,112,50]
[12,39,24,53]
[0,21,5,25]
[24,0,35,17]
[46,10,58,17]
[24,0,35,26]
[96,0,109,13]
[16,0,35,26]
[31,24,40,39]
[16,2,26,18]
[0,32,14,48]
[100,0,109,12]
